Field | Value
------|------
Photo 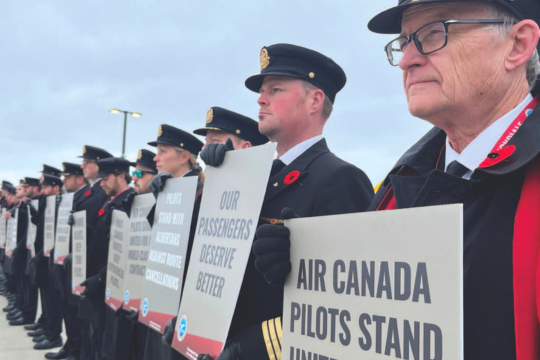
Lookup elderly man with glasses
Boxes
[367,0,540,359]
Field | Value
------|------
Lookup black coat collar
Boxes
[386,104,540,180]
[264,139,330,204]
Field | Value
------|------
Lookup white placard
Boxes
[281,205,463,360]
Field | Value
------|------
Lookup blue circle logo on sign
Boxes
[72,280,75,289]
[124,290,129,304]
[142,298,149,317]
[106,288,110,300]
[526,109,534,116]
[177,314,188,341]
[54,251,58,260]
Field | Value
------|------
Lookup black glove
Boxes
[162,316,177,346]
[200,138,234,167]
[68,211,75,226]
[253,208,299,285]
[122,192,137,216]
[80,274,104,297]
[197,321,271,360]
[115,305,124,318]
[11,248,19,258]
[126,310,139,323]
[149,172,173,199]
[63,253,72,269]
[197,341,240,360]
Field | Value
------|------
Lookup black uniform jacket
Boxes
[368,102,540,360]
[11,201,29,275]
[85,187,135,329]
[48,186,89,296]
[230,139,374,336]
[82,180,111,232]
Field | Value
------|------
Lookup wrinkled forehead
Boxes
[401,3,488,34]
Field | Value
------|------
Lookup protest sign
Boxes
[0,209,6,249]
[280,205,463,360]
[5,209,18,258]
[54,193,74,264]
[124,193,155,311]
[43,195,56,257]
[139,176,198,333]
[27,200,39,257]
[173,142,276,359]
[105,210,130,310]
[71,211,87,296]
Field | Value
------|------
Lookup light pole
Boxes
[109,109,142,158]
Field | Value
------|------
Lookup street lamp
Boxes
[109,109,142,158]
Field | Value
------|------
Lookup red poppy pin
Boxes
[284,171,300,185]
[479,145,516,168]
[98,209,105,216]
[85,190,91,197]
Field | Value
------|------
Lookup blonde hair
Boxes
[174,147,205,183]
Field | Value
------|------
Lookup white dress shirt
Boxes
[278,135,324,165]
[445,93,534,179]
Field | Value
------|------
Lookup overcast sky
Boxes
[0,0,432,186]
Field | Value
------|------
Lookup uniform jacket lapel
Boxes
[263,139,330,204]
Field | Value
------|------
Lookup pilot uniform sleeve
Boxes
[261,317,283,360]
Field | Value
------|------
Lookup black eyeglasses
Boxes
[132,170,157,178]
[385,19,510,66]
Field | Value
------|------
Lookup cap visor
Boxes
[147,141,159,147]
[245,71,306,93]
[368,0,458,34]
[193,128,209,137]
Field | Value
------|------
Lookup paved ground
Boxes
[0,294,65,360]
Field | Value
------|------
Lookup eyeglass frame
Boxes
[132,169,157,178]
[384,19,512,66]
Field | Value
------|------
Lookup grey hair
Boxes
[480,3,540,90]
[302,81,333,119]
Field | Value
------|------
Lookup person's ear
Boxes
[506,20,540,71]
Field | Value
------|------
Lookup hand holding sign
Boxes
[200,138,234,167]
[253,207,298,285]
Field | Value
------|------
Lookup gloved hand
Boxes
[122,192,137,216]
[68,211,75,226]
[80,274,104,297]
[253,208,299,285]
[126,310,139,323]
[197,321,268,360]
[162,315,177,346]
[149,172,173,198]
[63,253,72,269]
[200,138,234,167]
[197,341,241,360]
[11,248,19,258]
[115,305,124,318]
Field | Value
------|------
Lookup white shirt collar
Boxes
[279,135,324,165]
[445,93,534,179]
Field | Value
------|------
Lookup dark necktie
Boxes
[270,159,285,177]
[446,160,469,178]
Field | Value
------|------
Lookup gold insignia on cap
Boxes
[83,146,87,154]
[62,164,66,171]
[309,72,315,78]
[138,150,142,160]
[180,143,184,147]
[206,108,213,124]
[236,130,241,134]
[260,48,270,71]
[158,125,163,137]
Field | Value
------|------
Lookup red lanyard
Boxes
[491,95,539,152]
[479,95,539,168]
